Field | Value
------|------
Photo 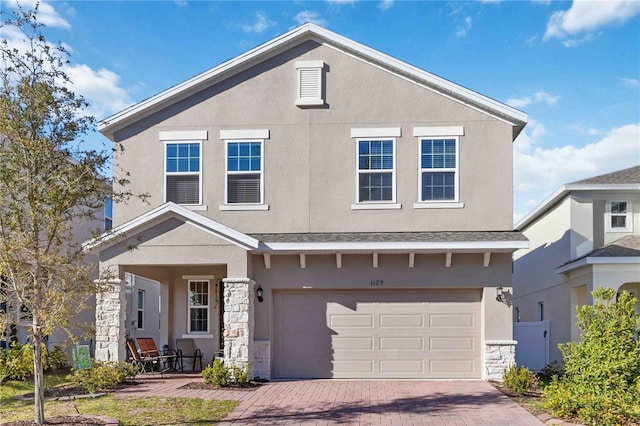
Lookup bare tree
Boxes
[0,5,129,424]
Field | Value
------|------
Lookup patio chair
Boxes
[136,337,177,372]
[126,338,163,375]
[175,338,204,372]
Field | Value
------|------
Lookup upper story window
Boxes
[350,127,401,210]
[165,142,201,205]
[606,200,632,232]
[420,138,458,201]
[159,130,207,207]
[357,139,395,203]
[219,129,269,211]
[295,60,324,106]
[226,141,262,204]
[413,127,464,209]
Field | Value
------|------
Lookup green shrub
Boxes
[231,363,249,386]
[0,343,35,381]
[68,360,136,393]
[502,364,537,396]
[543,287,640,425]
[47,346,68,370]
[202,358,230,387]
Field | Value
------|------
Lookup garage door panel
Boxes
[273,289,481,379]
[330,313,374,328]
[379,314,424,328]
[430,336,475,351]
[379,337,424,350]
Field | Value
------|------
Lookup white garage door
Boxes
[273,289,481,379]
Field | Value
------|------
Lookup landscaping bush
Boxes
[231,363,249,386]
[0,343,35,381]
[47,346,68,370]
[543,287,640,425]
[502,364,538,396]
[202,358,231,387]
[68,360,137,393]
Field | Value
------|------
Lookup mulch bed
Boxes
[19,381,141,400]
[179,381,263,392]
[490,381,549,419]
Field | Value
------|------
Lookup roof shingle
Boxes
[250,231,527,243]
[569,166,640,185]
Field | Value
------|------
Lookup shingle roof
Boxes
[569,166,640,185]
[250,231,527,243]
[587,235,640,258]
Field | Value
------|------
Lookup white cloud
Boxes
[456,16,472,37]
[620,77,640,88]
[514,123,640,215]
[174,0,188,7]
[327,0,357,5]
[64,65,133,120]
[5,0,71,28]
[544,0,640,45]
[293,10,327,27]
[378,0,393,11]
[506,91,559,108]
[241,11,276,34]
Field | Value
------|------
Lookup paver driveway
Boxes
[115,374,542,425]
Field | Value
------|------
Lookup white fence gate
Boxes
[514,320,550,372]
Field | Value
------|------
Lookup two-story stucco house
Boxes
[88,24,528,380]
[513,166,640,366]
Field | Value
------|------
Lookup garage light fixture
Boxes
[496,286,511,306]
[256,286,264,303]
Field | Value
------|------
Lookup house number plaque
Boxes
[370,280,384,286]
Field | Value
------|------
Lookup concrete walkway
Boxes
[114,373,543,425]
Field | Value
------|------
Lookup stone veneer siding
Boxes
[222,278,255,377]
[484,340,516,381]
[95,280,126,362]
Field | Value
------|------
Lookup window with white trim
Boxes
[295,60,324,106]
[357,139,395,202]
[188,280,209,334]
[226,141,263,204]
[136,290,144,330]
[419,138,458,201]
[165,142,201,205]
[606,200,632,232]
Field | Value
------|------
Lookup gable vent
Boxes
[296,60,324,106]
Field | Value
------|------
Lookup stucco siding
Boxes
[111,41,514,233]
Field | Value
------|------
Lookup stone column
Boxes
[222,278,255,376]
[484,340,517,381]
[95,279,127,362]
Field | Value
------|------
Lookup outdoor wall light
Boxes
[256,286,264,303]
[496,286,511,306]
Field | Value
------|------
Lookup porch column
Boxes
[95,276,127,362]
[222,278,255,376]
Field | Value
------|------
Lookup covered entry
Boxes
[273,289,482,379]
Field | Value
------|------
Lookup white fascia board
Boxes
[99,22,527,139]
[515,183,640,230]
[258,240,529,252]
[556,256,640,274]
[83,202,259,252]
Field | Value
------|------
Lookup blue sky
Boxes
[2,0,639,222]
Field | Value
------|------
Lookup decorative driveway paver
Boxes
[114,374,542,425]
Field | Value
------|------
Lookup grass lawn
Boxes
[1,374,239,425]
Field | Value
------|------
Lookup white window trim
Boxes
[605,200,633,232]
[223,139,266,207]
[295,60,324,106]
[137,290,145,330]
[416,136,460,204]
[187,279,210,335]
[163,140,203,206]
[353,137,397,207]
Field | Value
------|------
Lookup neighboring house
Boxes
[88,23,528,380]
[513,166,640,366]
[124,273,162,346]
